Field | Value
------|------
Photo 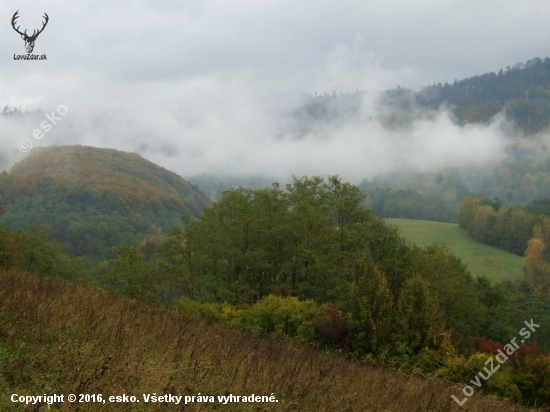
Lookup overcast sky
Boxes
[1,0,548,182]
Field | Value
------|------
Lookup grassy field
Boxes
[387,218,523,283]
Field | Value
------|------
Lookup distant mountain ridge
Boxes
[385,57,550,133]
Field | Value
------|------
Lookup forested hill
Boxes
[388,57,550,133]
[1,145,210,214]
[0,146,211,260]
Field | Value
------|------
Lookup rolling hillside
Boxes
[0,146,211,260]
[387,218,523,283]
[1,145,210,213]
[0,269,539,412]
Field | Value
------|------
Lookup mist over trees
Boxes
[278,90,365,138]
[396,57,550,133]
[276,57,550,140]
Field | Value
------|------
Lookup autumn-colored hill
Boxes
[0,145,210,215]
[0,146,211,260]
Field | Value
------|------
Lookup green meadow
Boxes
[386,218,524,283]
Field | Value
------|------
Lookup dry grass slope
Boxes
[0,271,543,412]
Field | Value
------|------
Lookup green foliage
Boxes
[176,297,226,322]
[153,176,502,359]
[173,291,550,405]
[362,186,461,223]
[2,192,182,260]
[0,146,210,260]
[0,224,91,280]
[176,294,323,342]
[101,244,158,302]
[19,226,84,280]
[0,225,21,270]
[396,275,444,353]
[1,269,531,412]
[508,343,550,403]
[412,57,550,134]
[459,196,542,255]
[161,176,385,305]
[4,165,546,407]
[351,253,394,352]
[157,177,550,405]
[240,295,322,338]
[523,198,550,217]
[1,146,210,213]
[437,353,471,382]
[437,342,550,404]
[475,278,520,345]
[411,245,485,350]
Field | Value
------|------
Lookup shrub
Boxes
[242,295,322,340]
[313,304,354,352]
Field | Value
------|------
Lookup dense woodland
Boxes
[459,197,538,255]
[0,146,210,260]
[1,166,547,404]
[458,196,550,256]
[386,57,550,134]
[101,177,550,405]
[272,57,550,140]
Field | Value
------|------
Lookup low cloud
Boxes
[0,0,544,183]
[0,80,514,184]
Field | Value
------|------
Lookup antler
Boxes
[11,11,49,40]
[11,11,27,37]
[31,13,49,39]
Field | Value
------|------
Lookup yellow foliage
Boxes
[522,234,550,299]
[523,238,545,267]
[432,332,457,358]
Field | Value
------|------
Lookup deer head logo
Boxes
[11,11,49,54]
